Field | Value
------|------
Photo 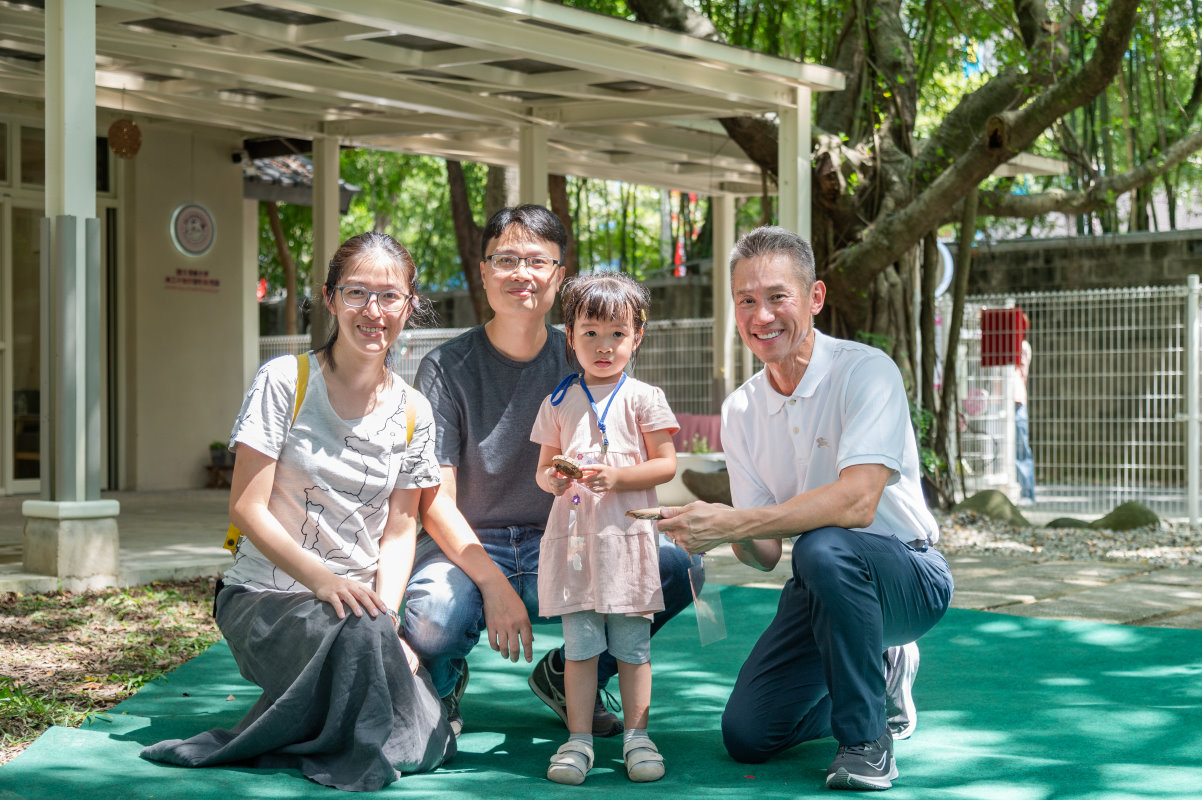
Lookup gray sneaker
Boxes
[528,649,623,737]
[884,642,919,740]
[442,661,469,738]
[826,730,897,790]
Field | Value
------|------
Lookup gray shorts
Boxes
[561,610,651,664]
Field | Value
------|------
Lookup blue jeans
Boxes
[403,526,701,697]
[1015,403,1035,500]
[721,528,953,761]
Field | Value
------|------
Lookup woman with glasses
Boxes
[141,233,456,790]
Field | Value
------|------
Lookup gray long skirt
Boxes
[140,584,455,791]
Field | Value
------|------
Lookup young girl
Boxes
[141,233,455,791]
[530,273,678,786]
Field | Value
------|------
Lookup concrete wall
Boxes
[966,229,1202,294]
[122,123,257,490]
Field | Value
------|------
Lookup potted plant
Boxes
[209,441,233,467]
[659,433,726,506]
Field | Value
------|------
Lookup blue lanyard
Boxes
[550,371,626,454]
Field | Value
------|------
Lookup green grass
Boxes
[0,578,222,763]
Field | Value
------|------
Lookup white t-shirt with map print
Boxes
[222,353,441,591]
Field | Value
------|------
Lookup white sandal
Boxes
[547,740,594,785]
[623,737,665,782]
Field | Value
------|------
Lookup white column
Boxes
[42,0,96,500]
[44,3,95,223]
[777,87,812,241]
[241,198,261,387]
[519,124,548,207]
[311,134,340,350]
[24,1,120,590]
[712,194,736,409]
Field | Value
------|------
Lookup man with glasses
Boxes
[406,205,700,739]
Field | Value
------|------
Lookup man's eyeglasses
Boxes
[336,285,412,312]
[485,254,561,273]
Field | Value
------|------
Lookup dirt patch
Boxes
[0,577,222,765]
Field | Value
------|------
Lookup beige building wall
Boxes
[122,123,258,490]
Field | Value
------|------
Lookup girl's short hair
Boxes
[560,272,650,363]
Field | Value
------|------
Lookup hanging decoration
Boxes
[108,118,141,158]
[107,90,141,158]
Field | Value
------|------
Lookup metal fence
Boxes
[261,278,1202,521]
[259,334,311,363]
[259,318,719,415]
[961,279,1200,520]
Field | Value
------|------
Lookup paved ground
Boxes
[3,489,1201,630]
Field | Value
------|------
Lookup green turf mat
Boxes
[2,585,1199,799]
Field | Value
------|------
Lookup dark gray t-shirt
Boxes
[415,324,570,530]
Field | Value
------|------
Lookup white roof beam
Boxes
[327,118,489,138]
[458,0,844,91]
[534,94,764,125]
[276,0,804,105]
[94,86,319,135]
[96,31,529,123]
[418,48,504,69]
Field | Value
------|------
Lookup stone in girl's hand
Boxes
[552,455,584,479]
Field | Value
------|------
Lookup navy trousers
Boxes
[721,527,953,762]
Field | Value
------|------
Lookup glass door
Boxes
[2,203,41,493]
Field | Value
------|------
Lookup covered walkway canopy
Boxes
[0,0,844,204]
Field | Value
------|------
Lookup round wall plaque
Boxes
[170,203,215,256]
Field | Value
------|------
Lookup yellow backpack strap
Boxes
[223,353,310,555]
[406,399,416,445]
[293,352,309,425]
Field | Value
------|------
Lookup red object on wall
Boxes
[980,307,1029,367]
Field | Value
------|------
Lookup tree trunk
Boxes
[934,186,978,505]
[446,160,490,325]
[920,233,938,419]
[549,174,579,279]
[265,201,298,335]
[484,164,514,221]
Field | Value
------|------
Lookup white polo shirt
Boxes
[722,330,939,545]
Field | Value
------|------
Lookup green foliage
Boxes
[340,151,484,291]
[257,153,687,298]
[909,399,944,476]
[687,433,713,454]
[257,201,311,298]
[854,329,893,353]
[572,177,674,277]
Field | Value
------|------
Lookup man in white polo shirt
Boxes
[660,226,953,792]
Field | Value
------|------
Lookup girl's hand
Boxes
[313,572,389,620]
[544,466,574,496]
[580,464,620,493]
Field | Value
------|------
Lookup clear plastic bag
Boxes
[688,554,727,645]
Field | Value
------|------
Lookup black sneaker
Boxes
[825,730,897,790]
[528,649,624,737]
[441,661,469,738]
